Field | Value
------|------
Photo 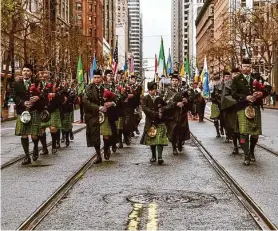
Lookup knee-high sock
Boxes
[51,132,57,149]
[151,145,156,159]
[232,133,238,148]
[32,138,39,151]
[250,136,258,154]
[39,133,47,150]
[21,137,29,156]
[56,130,61,143]
[240,134,250,156]
[157,145,163,159]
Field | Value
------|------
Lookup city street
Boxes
[1,108,278,230]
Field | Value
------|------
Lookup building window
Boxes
[77,15,82,24]
[89,4,93,12]
[89,28,92,36]
[241,0,246,7]
[76,2,82,11]
[89,16,92,24]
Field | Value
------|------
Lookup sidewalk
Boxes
[264,101,278,110]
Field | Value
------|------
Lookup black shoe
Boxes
[40,149,49,155]
[173,149,178,155]
[232,147,239,155]
[220,129,224,136]
[65,140,70,147]
[70,134,74,140]
[118,142,123,148]
[136,129,140,135]
[22,156,31,165]
[178,143,182,152]
[52,148,58,155]
[125,138,131,146]
[104,148,111,160]
[32,148,39,161]
[250,152,256,162]
[243,156,250,166]
[131,132,135,137]
[158,159,164,165]
[93,155,102,164]
[112,145,117,153]
[150,157,156,163]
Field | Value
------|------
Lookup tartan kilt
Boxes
[15,110,42,136]
[61,112,73,131]
[100,116,112,136]
[210,103,220,119]
[236,106,262,135]
[144,124,168,146]
[116,116,123,130]
[41,109,62,129]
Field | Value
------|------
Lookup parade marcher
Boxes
[210,75,222,137]
[196,81,206,122]
[220,71,235,143]
[163,73,191,155]
[140,81,168,165]
[14,64,45,165]
[40,77,63,154]
[84,69,116,164]
[231,58,272,165]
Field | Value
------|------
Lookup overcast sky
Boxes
[141,0,171,80]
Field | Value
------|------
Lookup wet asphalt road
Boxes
[1,108,277,230]
[36,123,258,230]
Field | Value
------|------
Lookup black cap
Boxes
[223,71,231,76]
[242,58,251,65]
[94,69,103,76]
[231,67,240,73]
[170,73,180,80]
[147,81,157,90]
[23,63,33,73]
[117,70,124,74]
[104,69,113,75]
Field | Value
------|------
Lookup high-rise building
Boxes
[128,0,142,75]
[187,0,204,68]
[116,0,129,70]
[73,0,103,58]
[183,0,190,59]
[103,0,116,49]
[171,0,184,68]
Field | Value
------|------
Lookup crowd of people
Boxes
[13,57,272,167]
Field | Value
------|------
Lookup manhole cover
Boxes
[127,192,216,208]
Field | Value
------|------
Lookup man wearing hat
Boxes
[140,81,168,165]
[163,73,191,155]
[14,64,45,165]
[84,69,116,164]
[231,58,271,165]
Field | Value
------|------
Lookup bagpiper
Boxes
[163,73,190,155]
[231,58,272,165]
[14,64,45,165]
[84,69,117,164]
[140,81,168,165]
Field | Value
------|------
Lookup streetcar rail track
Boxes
[16,147,103,230]
[203,116,278,157]
[1,121,86,170]
[190,132,278,230]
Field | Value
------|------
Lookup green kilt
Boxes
[236,106,262,135]
[41,109,62,129]
[61,112,73,132]
[100,116,112,136]
[15,110,42,136]
[145,124,168,146]
[210,103,220,119]
[116,116,123,130]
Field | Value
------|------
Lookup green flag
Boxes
[158,37,167,77]
[185,56,190,76]
[77,55,84,95]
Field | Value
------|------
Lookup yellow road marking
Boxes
[146,203,158,230]
[127,203,143,230]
